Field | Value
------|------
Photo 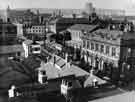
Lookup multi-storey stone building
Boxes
[81,27,135,77]
[25,24,46,36]
[0,22,17,45]
[66,24,99,49]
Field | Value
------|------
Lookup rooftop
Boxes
[49,17,89,24]
[9,9,35,17]
[23,40,33,45]
[68,24,99,32]
[39,13,52,18]
[84,75,107,87]
[0,59,30,88]
[89,91,135,102]
[122,32,135,40]
[38,55,89,79]
[83,28,124,45]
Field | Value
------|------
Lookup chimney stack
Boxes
[90,69,94,77]
[72,13,76,19]
[65,53,68,63]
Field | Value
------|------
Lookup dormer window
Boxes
[68,81,72,87]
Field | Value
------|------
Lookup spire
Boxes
[37,9,40,15]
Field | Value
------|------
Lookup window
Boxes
[91,43,94,50]
[95,43,99,51]
[112,47,116,56]
[79,32,81,37]
[100,45,104,53]
[106,46,110,55]
[128,48,131,57]
[83,40,86,48]
[33,47,40,51]
[87,41,90,49]
[42,71,46,75]
[68,81,72,87]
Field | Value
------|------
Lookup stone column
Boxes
[93,57,96,68]
[101,60,104,71]
[89,56,92,66]
[98,60,101,70]
[84,53,87,63]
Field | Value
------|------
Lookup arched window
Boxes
[128,48,131,57]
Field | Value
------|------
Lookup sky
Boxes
[0,0,135,15]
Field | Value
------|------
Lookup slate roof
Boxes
[38,62,62,79]
[86,29,124,45]
[68,24,99,32]
[16,77,81,93]
[122,32,135,40]
[89,91,135,102]
[37,55,89,79]
[95,29,123,37]
[0,59,30,88]
[49,17,89,24]
[84,75,107,87]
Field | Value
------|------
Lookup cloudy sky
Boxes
[0,0,135,15]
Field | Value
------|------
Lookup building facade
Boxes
[81,27,135,77]
[0,22,17,45]
[0,44,25,59]
[82,29,122,71]
[25,24,46,36]
[22,40,41,58]
[66,24,99,49]
[6,6,35,23]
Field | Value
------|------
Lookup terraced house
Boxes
[81,26,135,78]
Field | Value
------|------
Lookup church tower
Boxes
[84,1,95,15]
[5,5,10,22]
